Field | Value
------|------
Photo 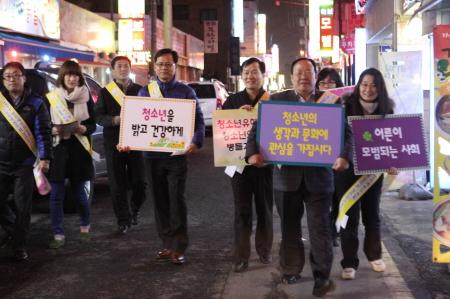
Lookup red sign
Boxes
[333,2,365,36]
[320,4,334,51]
[340,33,355,54]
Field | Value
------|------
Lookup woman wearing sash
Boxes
[47,60,96,249]
[337,68,397,280]
[0,62,52,260]
[315,67,345,248]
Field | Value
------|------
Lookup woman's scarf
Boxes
[359,99,378,115]
[51,85,90,125]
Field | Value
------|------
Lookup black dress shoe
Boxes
[0,234,13,249]
[117,224,129,234]
[312,279,336,297]
[281,273,301,284]
[234,261,248,273]
[259,255,272,264]
[14,249,29,261]
[131,212,139,226]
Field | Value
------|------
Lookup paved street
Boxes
[1,135,449,299]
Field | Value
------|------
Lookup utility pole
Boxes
[149,0,158,79]
[163,0,172,48]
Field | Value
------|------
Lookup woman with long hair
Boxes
[337,68,398,280]
[46,60,96,249]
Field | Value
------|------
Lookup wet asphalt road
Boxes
[1,135,450,298]
[0,134,235,299]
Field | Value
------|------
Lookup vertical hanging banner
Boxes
[204,20,218,54]
[319,3,334,51]
[432,25,450,263]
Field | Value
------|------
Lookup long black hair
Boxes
[347,68,394,116]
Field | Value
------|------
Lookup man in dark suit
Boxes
[246,58,352,298]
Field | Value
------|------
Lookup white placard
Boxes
[119,96,196,152]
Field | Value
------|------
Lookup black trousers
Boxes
[105,144,147,226]
[0,167,34,251]
[274,181,333,280]
[230,166,273,262]
[335,174,383,269]
[146,156,188,254]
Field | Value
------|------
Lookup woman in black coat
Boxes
[337,68,398,280]
[47,60,96,249]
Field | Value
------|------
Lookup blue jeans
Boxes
[49,180,90,235]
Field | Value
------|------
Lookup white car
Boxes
[188,80,229,127]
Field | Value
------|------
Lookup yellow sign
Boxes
[432,25,450,263]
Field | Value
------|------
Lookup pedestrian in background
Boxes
[315,67,345,247]
[0,62,52,260]
[246,58,352,297]
[95,56,147,234]
[46,60,96,249]
[337,68,398,280]
[136,48,205,265]
[222,57,273,273]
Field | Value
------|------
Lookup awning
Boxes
[0,32,95,62]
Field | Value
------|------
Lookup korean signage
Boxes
[432,25,450,263]
[212,109,257,166]
[319,3,334,51]
[355,0,367,15]
[204,20,218,54]
[0,0,60,39]
[118,0,145,18]
[118,18,150,65]
[257,102,344,166]
[340,33,355,55]
[348,114,429,175]
[119,96,196,152]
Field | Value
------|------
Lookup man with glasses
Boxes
[137,48,205,265]
[0,62,52,261]
[246,58,352,297]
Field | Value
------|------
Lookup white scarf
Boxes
[359,99,378,115]
[51,85,90,125]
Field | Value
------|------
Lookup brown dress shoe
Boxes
[157,249,172,259]
[171,252,185,265]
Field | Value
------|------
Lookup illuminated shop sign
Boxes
[118,0,145,18]
[0,0,60,39]
[118,18,150,65]
[319,4,333,51]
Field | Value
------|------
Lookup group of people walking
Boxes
[234,57,398,297]
[0,48,205,267]
[0,47,397,297]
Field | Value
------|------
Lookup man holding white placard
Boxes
[137,49,205,265]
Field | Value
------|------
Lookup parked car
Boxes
[188,79,229,127]
[0,65,107,212]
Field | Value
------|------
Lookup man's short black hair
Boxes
[240,57,266,74]
[2,61,26,76]
[111,55,131,69]
[154,48,179,64]
[290,57,317,74]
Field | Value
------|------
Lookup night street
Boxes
[0,136,449,299]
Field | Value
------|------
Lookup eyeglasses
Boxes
[3,74,24,81]
[155,62,175,68]
[318,81,336,86]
